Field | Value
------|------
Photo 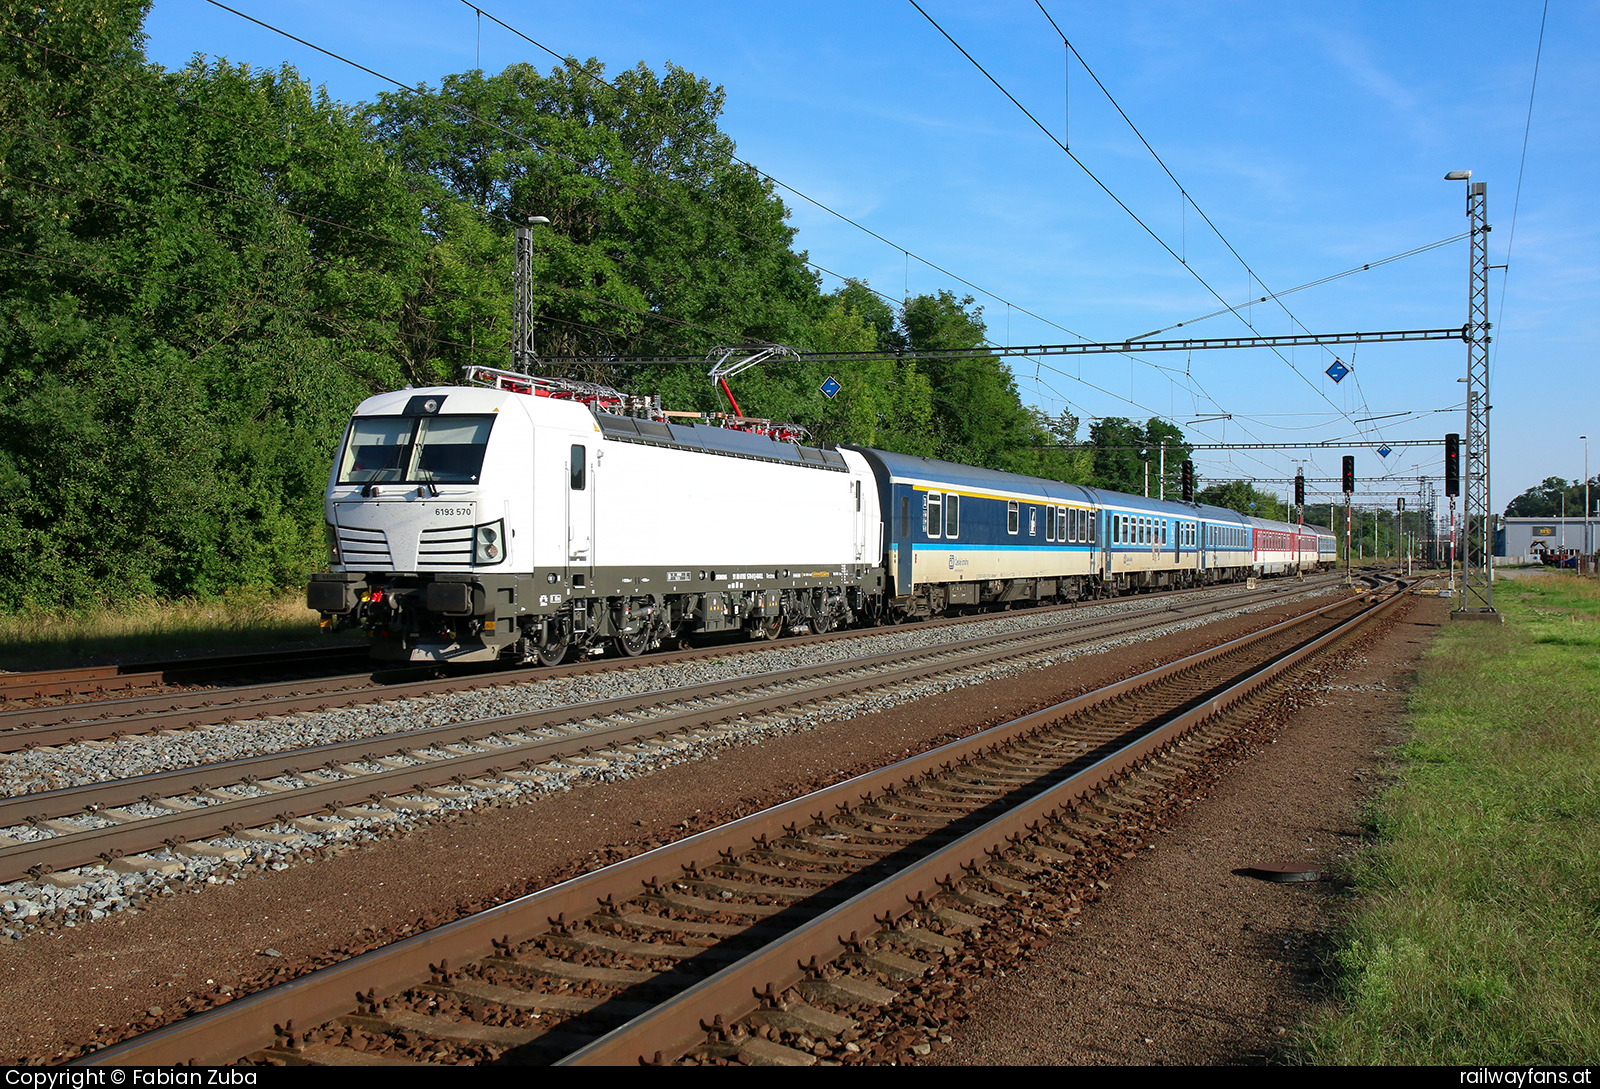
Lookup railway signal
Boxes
[1444,432,1460,497]
[1180,460,1195,502]
[1342,456,1355,495]
[1294,472,1305,508]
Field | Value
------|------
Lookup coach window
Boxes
[946,494,960,538]
[927,493,942,538]
[899,495,910,538]
[1089,510,1097,543]
[1045,505,1056,542]
[1008,501,1019,535]
[570,445,586,490]
[1029,507,1038,537]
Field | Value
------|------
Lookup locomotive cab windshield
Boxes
[338,414,496,486]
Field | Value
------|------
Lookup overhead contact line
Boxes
[909,1,1403,440]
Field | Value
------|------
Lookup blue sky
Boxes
[140,0,1600,515]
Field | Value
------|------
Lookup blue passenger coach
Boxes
[852,448,1099,613]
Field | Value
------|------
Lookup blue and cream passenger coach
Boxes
[853,448,1106,614]
[850,448,1320,617]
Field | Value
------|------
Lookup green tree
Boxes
[0,4,495,607]
[366,59,821,375]
[1504,476,1598,519]
[1196,481,1288,521]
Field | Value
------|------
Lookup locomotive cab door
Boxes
[566,441,594,584]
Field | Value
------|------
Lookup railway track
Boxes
[70,578,1414,1066]
[0,578,1340,886]
[0,576,1350,753]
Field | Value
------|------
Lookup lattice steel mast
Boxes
[1457,177,1495,614]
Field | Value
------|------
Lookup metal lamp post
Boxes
[513,215,551,370]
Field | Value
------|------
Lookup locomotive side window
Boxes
[1008,501,1019,535]
[946,494,960,539]
[570,444,586,490]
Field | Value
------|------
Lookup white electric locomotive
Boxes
[308,371,882,663]
[308,368,1335,662]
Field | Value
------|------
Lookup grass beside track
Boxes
[1303,574,1600,1064]
[0,592,325,671]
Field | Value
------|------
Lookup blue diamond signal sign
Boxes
[1378,445,1392,459]
[820,375,841,400]
[1325,359,1349,383]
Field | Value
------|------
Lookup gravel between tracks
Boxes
[0,584,1313,798]
[0,586,1333,940]
[0,588,1402,1064]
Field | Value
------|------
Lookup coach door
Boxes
[1094,508,1107,578]
[893,485,914,595]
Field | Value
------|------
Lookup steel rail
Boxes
[74,583,1405,1067]
[0,580,1328,882]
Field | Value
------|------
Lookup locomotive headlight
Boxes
[474,520,506,565]
[324,523,339,565]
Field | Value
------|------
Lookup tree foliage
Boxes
[0,4,1100,611]
[1196,480,1289,521]
[1504,476,1599,519]
[1085,417,1192,498]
